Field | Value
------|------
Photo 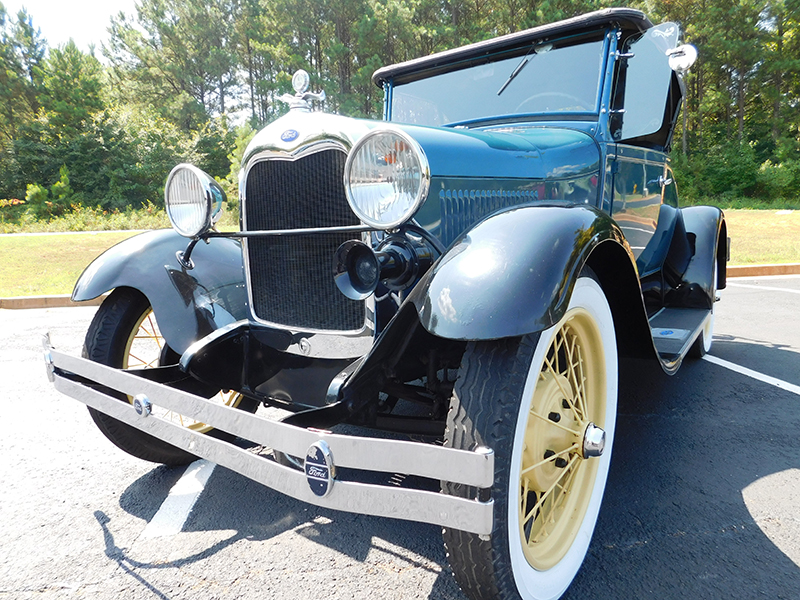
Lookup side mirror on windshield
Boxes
[667,44,698,73]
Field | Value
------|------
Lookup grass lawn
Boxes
[0,231,141,297]
[0,209,797,298]
[724,209,800,265]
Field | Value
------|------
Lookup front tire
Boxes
[84,287,255,465]
[443,275,617,600]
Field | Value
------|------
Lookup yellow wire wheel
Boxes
[442,274,617,600]
[123,306,244,433]
[518,306,606,569]
[84,287,257,465]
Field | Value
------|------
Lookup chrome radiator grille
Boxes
[243,148,365,331]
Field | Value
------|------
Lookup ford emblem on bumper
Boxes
[304,441,335,497]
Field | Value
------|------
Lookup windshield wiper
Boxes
[497,52,533,96]
[497,43,552,96]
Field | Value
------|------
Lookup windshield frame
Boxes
[385,30,614,128]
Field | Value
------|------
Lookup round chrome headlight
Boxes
[164,164,225,238]
[344,128,430,229]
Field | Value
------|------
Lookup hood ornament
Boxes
[278,69,326,112]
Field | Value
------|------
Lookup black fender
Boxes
[681,206,727,305]
[407,204,636,340]
[72,230,248,354]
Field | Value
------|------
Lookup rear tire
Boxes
[84,287,256,465]
[689,258,718,358]
[443,275,617,600]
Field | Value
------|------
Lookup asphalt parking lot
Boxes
[1,275,799,600]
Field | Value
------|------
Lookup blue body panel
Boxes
[397,124,601,181]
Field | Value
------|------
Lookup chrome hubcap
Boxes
[582,422,605,458]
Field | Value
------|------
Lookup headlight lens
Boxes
[164,164,225,238]
[344,128,430,229]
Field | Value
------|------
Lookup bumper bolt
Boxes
[133,394,152,417]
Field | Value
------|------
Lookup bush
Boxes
[756,160,800,200]
[669,151,697,201]
[23,165,75,219]
[221,123,257,217]
[0,198,240,233]
[694,143,760,198]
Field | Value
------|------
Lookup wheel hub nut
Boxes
[582,422,605,458]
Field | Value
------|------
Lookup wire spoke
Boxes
[532,455,581,543]
[145,315,162,349]
[560,389,583,424]
[542,355,574,401]
[522,452,580,529]
[565,330,588,418]
[520,443,579,476]
[126,352,155,368]
[521,477,531,519]
[528,408,581,436]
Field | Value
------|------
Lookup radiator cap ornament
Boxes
[278,69,326,112]
[305,441,335,497]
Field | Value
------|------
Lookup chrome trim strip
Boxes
[54,375,492,534]
[210,225,373,238]
[50,350,494,489]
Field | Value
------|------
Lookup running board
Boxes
[649,307,711,362]
[43,342,494,535]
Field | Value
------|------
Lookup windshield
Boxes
[390,35,607,127]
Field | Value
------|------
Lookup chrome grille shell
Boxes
[241,141,374,358]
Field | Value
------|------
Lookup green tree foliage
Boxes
[0,5,45,142]
[1,0,800,221]
[650,0,800,200]
[105,0,239,126]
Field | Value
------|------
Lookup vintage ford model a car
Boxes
[44,8,726,600]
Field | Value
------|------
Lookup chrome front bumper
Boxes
[44,340,494,535]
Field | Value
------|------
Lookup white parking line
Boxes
[726,282,800,294]
[140,459,216,539]
[703,354,800,397]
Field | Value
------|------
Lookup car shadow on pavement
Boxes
[566,355,800,599]
[107,349,800,600]
[111,447,469,597]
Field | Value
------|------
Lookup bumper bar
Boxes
[45,345,494,535]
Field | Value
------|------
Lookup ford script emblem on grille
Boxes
[304,441,335,497]
[281,129,299,142]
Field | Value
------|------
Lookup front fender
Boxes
[73,230,248,354]
[408,204,633,340]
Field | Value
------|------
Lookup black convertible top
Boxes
[372,8,652,87]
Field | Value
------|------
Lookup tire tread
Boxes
[83,288,198,466]
[443,336,538,600]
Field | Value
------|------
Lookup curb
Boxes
[0,294,107,310]
[2,264,799,310]
[727,263,800,278]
